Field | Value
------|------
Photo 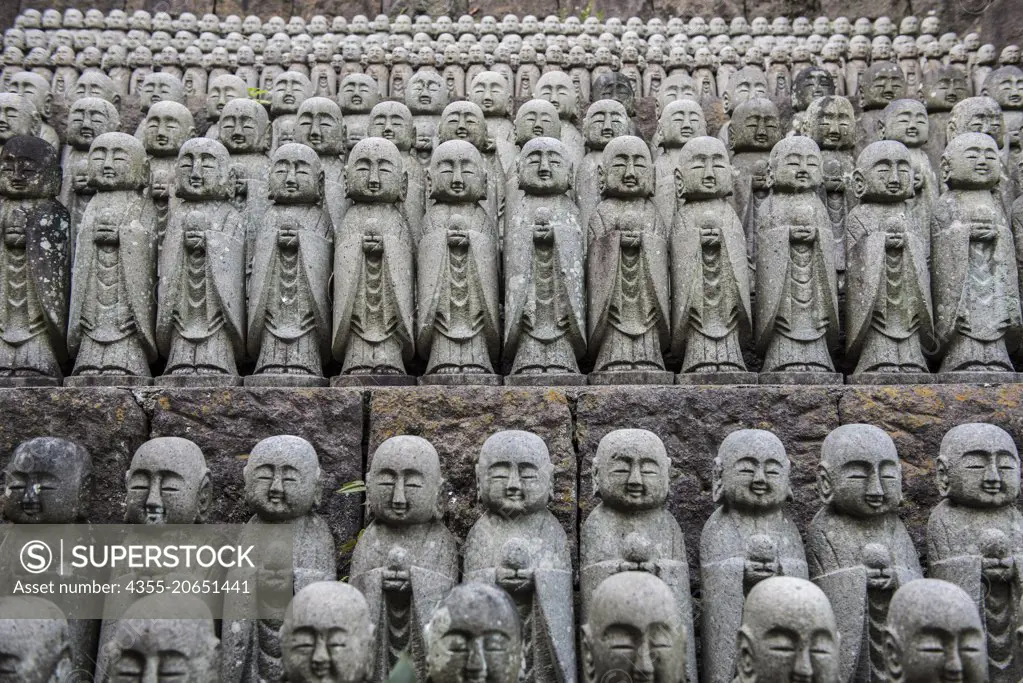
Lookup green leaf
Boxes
[337,480,367,495]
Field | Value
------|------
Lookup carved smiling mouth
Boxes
[750,482,769,495]
[381,129,395,139]
[864,495,885,509]
[982,482,1003,494]
[20,501,40,515]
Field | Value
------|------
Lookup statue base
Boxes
[676,371,758,385]
[588,370,676,385]
[154,375,244,387]
[504,373,588,386]
[758,371,844,385]
[243,374,329,387]
[934,371,1023,385]
[64,375,153,387]
[846,372,935,385]
[0,376,62,388]
[419,373,504,386]
[331,374,417,387]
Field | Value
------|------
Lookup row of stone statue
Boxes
[1,421,1020,683]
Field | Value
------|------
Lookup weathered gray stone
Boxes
[124,436,211,524]
[0,598,73,681]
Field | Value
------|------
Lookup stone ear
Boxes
[939,156,952,185]
[722,91,730,113]
[946,120,957,146]
[399,169,408,202]
[711,458,724,504]
[674,166,685,200]
[936,458,951,498]
[883,631,903,682]
[196,472,213,523]
[817,463,834,505]
[581,625,595,683]
[112,93,122,110]
[852,169,867,199]
[736,628,756,682]
[41,91,53,120]
[597,163,606,196]
[877,119,887,141]
[317,170,325,203]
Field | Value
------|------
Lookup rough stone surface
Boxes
[368,386,577,556]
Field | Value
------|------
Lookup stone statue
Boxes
[66,132,157,386]
[789,67,835,136]
[281,582,376,683]
[587,136,672,385]
[406,70,449,165]
[270,71,314,152]
[0,136,70,386]
[368,101,426,238]
[947,97,1014,215]
[513,99,563,157]
[581,572,688,683]
[204,74,249,142]
[8,72,60,149]
[700,430,809,683]
[338,74,381,153]
[844,141,934,383]
[575,100,630,234]
[218,97,271,269]
[222,435,337,683]
[652,99,707,227]
[504,137,586,384]
[142,100,196,243]
[732,577,840,683]
[469,71,517,176]
[124,436,211,524]
[0,598,73,682]
[878,99,940,257]
[294,96,348,230]
[0,437,97,677]
[929,423,1023,683]
[754,136,840,383]
[808,424,923,683]
[156,138,245,385]
[246,143,333,387]
[133,72,186,139]
[932,133,1022,381]
[581,429,697,683]
[436,101,506,233]
[331,138,415,385]
[464,431,575,683]
[102,595,220,682]
[534,71,584,170]
[416,140,501,385]
[919,67,972,174]
[60,98,120,249]
[423,582,523,683]
[729,98,782,267]
[855,62,907,155]
[0,94,41,152]
[351,436,458,681]
[592,72,638,122]
[883,579,988,683]
[670,136,755,383]
[983,66,1023,198]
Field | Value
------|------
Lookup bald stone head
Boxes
[592,72,637,116]
[71,70,121,108]
[0,597,71,683]
[470,71,512,116]
[534,71,580,121]
[295,97,347,156]
[175,137,236,201]
[937,423,1020,509]
[244,434,322,522]
[730,97,781,152]
[594,428,670,512]
[125,437,211,524]
[517,136,573,195]
[218,98,270,153]
[367,435,443,525]
[477,430,553,516]
[860,61,907,110]
[437,100,490,150]
[819,424,902,517]
[281,581,375,683]
[941,132,1002,191]
[0,94,41,144]
[947,96,1005,147]
[769,135,823,192]
[804,96,855,150]
[714,429,791,512]
[884,579,986,683]
[139,72,185,114]
[514,99,562,145]
[0,135,61,199]
[735,577,839,683]
[583,100,630,152]
[879,99,929,148]
[853,140,915,202]
[600,135,653,199]
[271,71,314,117]
[676,135,733,199]
[9,72,52,121]
[66,97,120,151]
[583,572,687,683]
[792,67,836,111]
[269,142,324,204]
[368,101,416,153]
[142,100,195,156]
[206,74,249,121]
[426,582,523,683]
[429,139,487,202]
[339,74,381,115]
[4,437,91,524]
[88,132,149,191]
[407,71,448,114]
[724,65,769,113]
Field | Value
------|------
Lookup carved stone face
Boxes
[244,435,321,522]
[985,67,1023,111]
[407,72,448,113]
[862,63,906,108]
[943,132,1002,190]
[885,580,986,683]
[715,430,790,513]
[805,97,855,150]
[938,423,1021,509]
[583,100,630,150]
[677,136,732,199]
[592,74,637,117]
[514,101,561,144]
[9,73,51,121]
[855,141,914,202]
[0,598,70,683]
[518,137,571,195]
[108,599,219,682]
[125,437,210,525]
[593,430,669,512]
[437,102,489,151]
[143,101,195,156]
[881,100,929,147]
[535,72,579,120]
[219,99,268,154]
[282,582,375,683]
[369,102,415,152]
[269,143,322,205]
[601,136,653,199]
[584,572,687,683]
[296,98,346,156]
[339,75,379,115]
[658,100,707,149]
[88,132,148,191]
[426,583,523,683]
[921,68,970,109]
[820,424,902,518]
[176,138,234,202]
[3,437,90,524]
[430,140,486,202]
[0,136,59,199]
[271,72,313,117]
[470,72,511,116]
[770,138,823,191]
[731,98,781,152]
[477,431,552,517]
[727,67,769,112]
[792,68,836,110]
[736,577,839,683]
[139,74,184,115]
[366,436,442,525]
[0,95,38,144]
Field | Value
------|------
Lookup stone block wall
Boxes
[4,382,1023,587]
